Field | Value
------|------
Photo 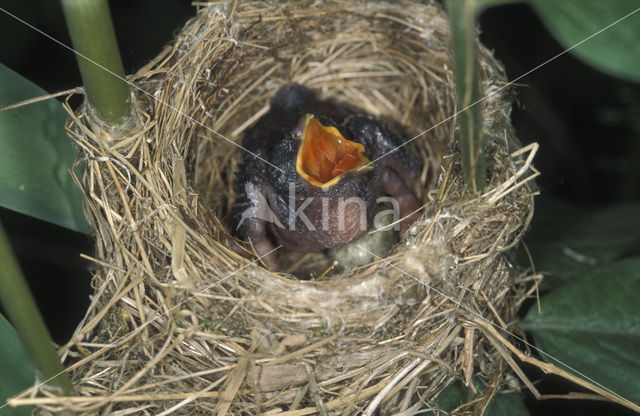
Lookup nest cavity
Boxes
[54,1,539,415]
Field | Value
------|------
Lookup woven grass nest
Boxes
[53,1,540,414]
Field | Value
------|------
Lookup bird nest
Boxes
[38,1,541,414]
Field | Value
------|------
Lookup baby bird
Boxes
[232,84,421,269]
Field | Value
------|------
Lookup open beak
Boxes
[296,115,372,188]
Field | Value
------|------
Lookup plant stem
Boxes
[61,0,131,125]
[448,0,486,193]
[0,222,73,396]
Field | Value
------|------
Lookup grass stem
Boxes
[61,0,131,125]
[0,222,73,395]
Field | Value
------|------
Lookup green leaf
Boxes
[427,381,529,415]
[432,382,470,413]
[485,392,530,416]
[0,314,34,416]
[475,0,522,10]
[0,63,90,233]
[520,198,640,290]
[528,0,640,82]
[522,257,640,403]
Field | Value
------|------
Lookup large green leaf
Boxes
[529,0,640,82]
[0,63,90,233]
[521,198,640,290]
[522,257,640,404]
[0,315,34,416]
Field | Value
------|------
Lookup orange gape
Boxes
[296,115,372,187]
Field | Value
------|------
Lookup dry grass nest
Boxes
[36,1,543,414]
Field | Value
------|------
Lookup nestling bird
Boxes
[232,84,421,269]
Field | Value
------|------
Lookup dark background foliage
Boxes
[0,1,638,415]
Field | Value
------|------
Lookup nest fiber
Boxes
[48,1,538,414]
